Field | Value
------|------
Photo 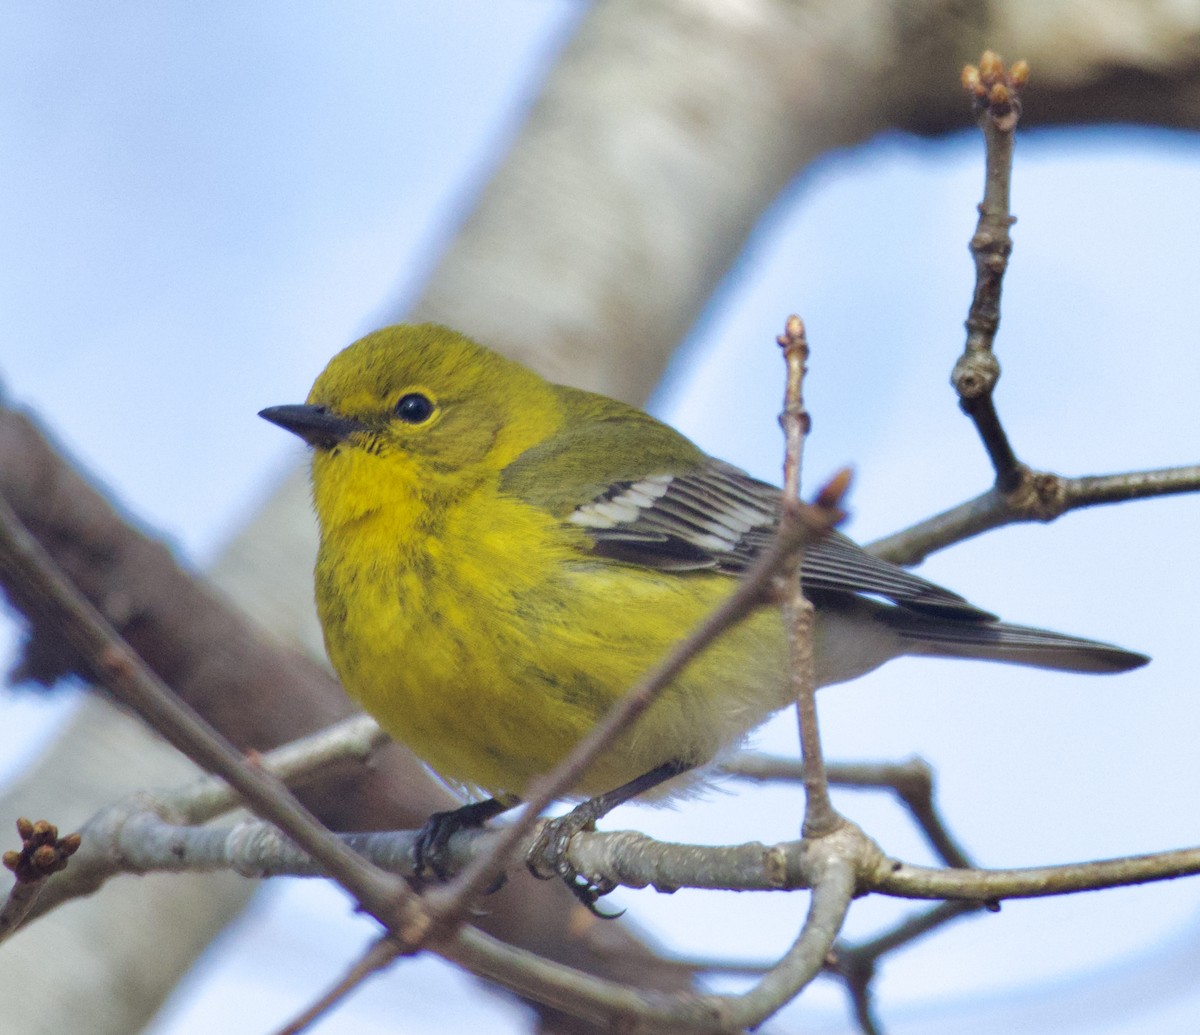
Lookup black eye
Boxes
[394,392,435,424]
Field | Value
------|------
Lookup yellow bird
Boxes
[261,324,1145,894]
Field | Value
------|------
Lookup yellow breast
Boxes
[312,450,789,799]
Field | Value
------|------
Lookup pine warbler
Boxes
[261,324,1146,808]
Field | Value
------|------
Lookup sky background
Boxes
[2,5,1199,1033]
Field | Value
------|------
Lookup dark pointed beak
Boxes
[258,404,365,450]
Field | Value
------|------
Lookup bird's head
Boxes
[260,323,564,528]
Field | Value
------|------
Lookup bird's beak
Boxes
[258,404,366,450]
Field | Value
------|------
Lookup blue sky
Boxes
[2,6,1199,1033]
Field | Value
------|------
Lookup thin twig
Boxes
[273,936,401,1035]
[873,846,1200,900]
[777,315,842,838]
[831,899,980,1034]
[870,463,1200,567]
[779,314,812,497]
[953,51,1028,489]
[0,879,47,942]
[171,714,389,824]
[873,53,1198,569]
[843,899,980,966]
[717,846,856,1029]
[724,753,972,867]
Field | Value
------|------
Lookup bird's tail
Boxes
[883,610,1149,675]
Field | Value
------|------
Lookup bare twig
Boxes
[1,726,414,932]
[776,316,842,838]
[869,463,1200,567]
[724,753,973,868]
[0,879,47,943]
[841,899,981,967]
[274,936,401,1035]
[779,314,813,495]
[5,807,491,934]
[831,899,980,1034]
[953,51,1028,489]
[172,714,389,824]
[874,52,1200,569]
[873,846,1200,900]
[719,844,856,1029]
[20,791,1200,903]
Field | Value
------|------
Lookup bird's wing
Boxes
[568,459,995,621]
[497,385,992,620]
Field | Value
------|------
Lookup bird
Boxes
[260,323,1147,898]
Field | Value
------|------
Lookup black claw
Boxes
[563,873,624,918]
[412,798,511,885]
[411,810,462,883]
[527,806,622,917]
[524,762,693,916]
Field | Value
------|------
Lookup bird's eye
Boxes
[394,392,435,424]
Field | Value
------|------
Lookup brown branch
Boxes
[953,51,1028,489]
[777,316,842,838]
[274,936,401,1035]
[871,54,1199,568]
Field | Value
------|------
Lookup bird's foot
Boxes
[413,798,509,889]
[526,801,623,918]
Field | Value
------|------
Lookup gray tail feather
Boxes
[886,612,1149,675]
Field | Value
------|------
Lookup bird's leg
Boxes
[526,759,693,915]
[413,794,519,885]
